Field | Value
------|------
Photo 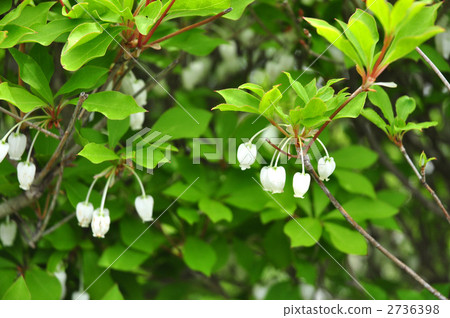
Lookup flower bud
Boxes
[0,140,9,163]
[293,172,311,199]
[17,161,36,190]
[237,142,257,170]
[135,195,154,222]
[76,202,94,228]
[130,112,145,131]
[0,220,17,247]
[318,156,336,181]
[267,166,286,193]
[7,133,27,160]
[91,208,110,238]
[260,166,271,191]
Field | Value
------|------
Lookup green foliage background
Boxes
[0,0,449,300]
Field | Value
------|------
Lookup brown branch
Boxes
[399,145,450,224]
[144,8,233,48]
[303,154,447,300]
[142,0,177,46]
[266,138,297,159]
[0,106,61,140]
[42,213,76,237]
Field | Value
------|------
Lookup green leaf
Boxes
[332,145,378,170]
[334,92,367,119]
[0,82,46,112]
[302,97,327,119]
[212,103,259,114]
[259,85,282,118]
[368,86,394,124]
[324,222,367,255]
[283,217,322,247]
[0,0,12,16]
[264,223,291,269]
[78,143,119,164]
[61,27,123,71]
[101,284,124,300]
[284,72,309,104]
[395,96,416,123]
[7,2,55,28]
[216,88,260,111]
[343,197,399,222]
[334,169,376,198]
[56,65,109,97]
[238,82,264,98]
[361,108,388,134]
[64,22,103,53]
[390,0,414,32]
[20,19,80,46]
[177,207,200,225]
[25,268,62,300]
[107,118,130,148]
[162,29,227,56]
[119,217,165,255]
[225,0,254,20]
[183,237,217,276]
[83,91,145,120]
[135,0,162,35]
[9,48,53,105]
[304,17,362,66]
[0,25,35,49]
[366,0,390,33]
[44,223,79,251]
[2,276,31,300]
[98,244,150,272]
[151,107,212,140]
[168,0,231,20]
[199,198,233,223]
[398,121,438,133]
[0,0,32,27]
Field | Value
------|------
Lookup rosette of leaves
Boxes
[362,86,437,146]
[213,72,367,132]
[304,0,444,86]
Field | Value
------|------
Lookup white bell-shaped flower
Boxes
[91,208,110,238]
[293,172,311,199]
[72,291,90,300]
[0,220,17,247]
[7,133,27,160]
[237,142,257,170]
[17,161,36,190]
[54,265,67,300]
[318,156,336,181]
[260,166,271,191]
[76,202,94,228]
[135,195,154,222]
[0,140,9,163]
[267,166,286,193]
[130,112,145,131]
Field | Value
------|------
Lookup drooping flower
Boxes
[7,133,27,160]
[130,112,145,131]
[135,195,154,222]
[53,263,67,300]
[267,166,286,193]
[260,166,271,191]
[293,172,311,199]
[0,140,9,163]
[91,208,110,238]
[237,142,257,170]
[72,291,90,300]
[76,202,94,228]
[318,156,336,181]
[17,161,36,190]
[0,219,17,247]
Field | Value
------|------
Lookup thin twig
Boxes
[399,144,450,224]
[303,154,447,300]
[42,213,76,237]
[0,106,61,140]
[416,47,450,92]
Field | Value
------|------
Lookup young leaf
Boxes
[238,83,264,98]
[20,19,80,46]
[83,91,145,120]
[259,86,282,119]
[0,25,35,49]
[283,218,322,248]
[135,0,162,35]
[361,108,389,134]
[395,96,416,123]
[64,22,103,53]
[366,0,390,33]
[0,82,46,112]
[183,237,217,276]
[284,72,309,105]
[215,88,260,112]
[9,48,53,105]
[107,118,130,149]
[78,143,120,164]
[334,92,367,119]
[224,0,254,20]
[168,0,231,20]
[368,86,394,124]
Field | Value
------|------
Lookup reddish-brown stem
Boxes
[266,139,298,159]
[268,119,291,138]
[370,35,392,80]
[141,0,177,46]
[144,8,233,48]
[305,86,364,151]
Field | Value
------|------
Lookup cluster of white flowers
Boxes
[1,120,40,191]
[237,127,336,198]
[76,167,154,238]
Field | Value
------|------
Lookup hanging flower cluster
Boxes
[237,126,336,198]
[75,165,154,238]
[0,116,43,191]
